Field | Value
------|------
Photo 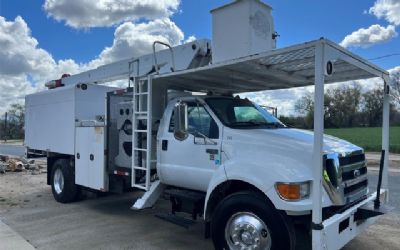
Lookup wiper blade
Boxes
[265,122,286,128]
[231,121,285,128]
[231,121,270,126]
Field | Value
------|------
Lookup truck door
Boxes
[158,101,221,191]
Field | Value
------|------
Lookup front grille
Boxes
[323,152,368,205]
[344,179,368,195]
[342,166,367,181]
[339,153,368,203]
[339,154,365,166]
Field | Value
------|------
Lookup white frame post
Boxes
[145,75,153,190]
[131,77,137,188]
[312,42,325,250]
[381,76,391,194]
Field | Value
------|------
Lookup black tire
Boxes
[51,159,79,203]
[211,191,295,250]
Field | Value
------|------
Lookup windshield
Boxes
[205,97,285,128]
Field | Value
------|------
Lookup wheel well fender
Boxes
[204,179,275,222]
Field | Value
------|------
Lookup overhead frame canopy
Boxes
[152,38,391,250]
[153,38,389,93]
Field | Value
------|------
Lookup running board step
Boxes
[155,213,196,229]
[165,189,206,220]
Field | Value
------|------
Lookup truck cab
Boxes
[157,94,368,249]
[159,95,367,210]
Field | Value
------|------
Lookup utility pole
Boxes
[4,112,7,143]
[261,105,278,117]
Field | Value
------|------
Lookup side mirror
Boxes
[173,101,188,140]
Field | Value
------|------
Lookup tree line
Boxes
[1,80,399,140]
[0,103,25,140]
[280,83,400,129]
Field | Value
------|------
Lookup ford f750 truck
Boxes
[25,1,391,249]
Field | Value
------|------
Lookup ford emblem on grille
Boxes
[353,169,361,178]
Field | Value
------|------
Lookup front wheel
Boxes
[211,191,295,250]
[51,159,79,203]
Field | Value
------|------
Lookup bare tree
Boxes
[1,103,25,139]
[361,88,384,127]
[325,83,362,127]
[390,68,400,106]
[294,92,315,128]
[294,84,362,128]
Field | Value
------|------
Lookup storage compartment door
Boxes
[75,127,107,191]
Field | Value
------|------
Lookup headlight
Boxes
[275,181,311,201]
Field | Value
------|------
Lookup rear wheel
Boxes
[51,159,78,203]
[211,191,295,250]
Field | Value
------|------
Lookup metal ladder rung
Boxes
[133,184,147,190]
[136,116,148,120]
[134,92,149,96]
[134,111,148,115]
[134,129,147,133]
[133,166,147,171]
[133,147,147,152]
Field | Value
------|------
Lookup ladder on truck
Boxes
[130,73,165,210]
[131,75,153,191]
[130,41,175,209]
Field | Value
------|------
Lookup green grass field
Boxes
[0,139,23,145]
[325,127,400,154]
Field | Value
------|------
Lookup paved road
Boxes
[343,171,400,250]
[0,144,25,157]
[368,170,400,212]
[0,170,399,250]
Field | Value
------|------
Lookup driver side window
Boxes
[169,102,219,139]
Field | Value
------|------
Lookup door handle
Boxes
[162,140,168,151]
[206,149,218,154]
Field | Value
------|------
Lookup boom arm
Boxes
[60,39,211,86]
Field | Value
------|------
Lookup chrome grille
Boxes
[323,152,368,206]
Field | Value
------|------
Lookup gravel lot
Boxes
[0,160,399,250]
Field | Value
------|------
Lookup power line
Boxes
[369,53,400,61]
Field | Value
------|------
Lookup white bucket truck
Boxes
[25,1,392,249]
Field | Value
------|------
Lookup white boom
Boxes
[59,39,211,86]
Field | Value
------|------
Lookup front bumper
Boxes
[321,190,390,249]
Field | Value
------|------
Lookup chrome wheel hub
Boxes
[225,212,271,250]
[54,168,64,195]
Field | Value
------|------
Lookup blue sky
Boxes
[0,0,399,115]
[1,0,399,67]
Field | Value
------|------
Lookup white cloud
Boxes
[0,16,54,78]
[389,66,400,76]
[43,0,180,29]
[0,16,85,80]
[243,66,400,116]
[369,0,400,26]
[90,18,184,66]
[340,24,397,48]
[0,14,189,114]
[389,66,400,97]
[242,87,313,116]
[0,16,85,114]
[184,35,196,43]
[0,75,42,108]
